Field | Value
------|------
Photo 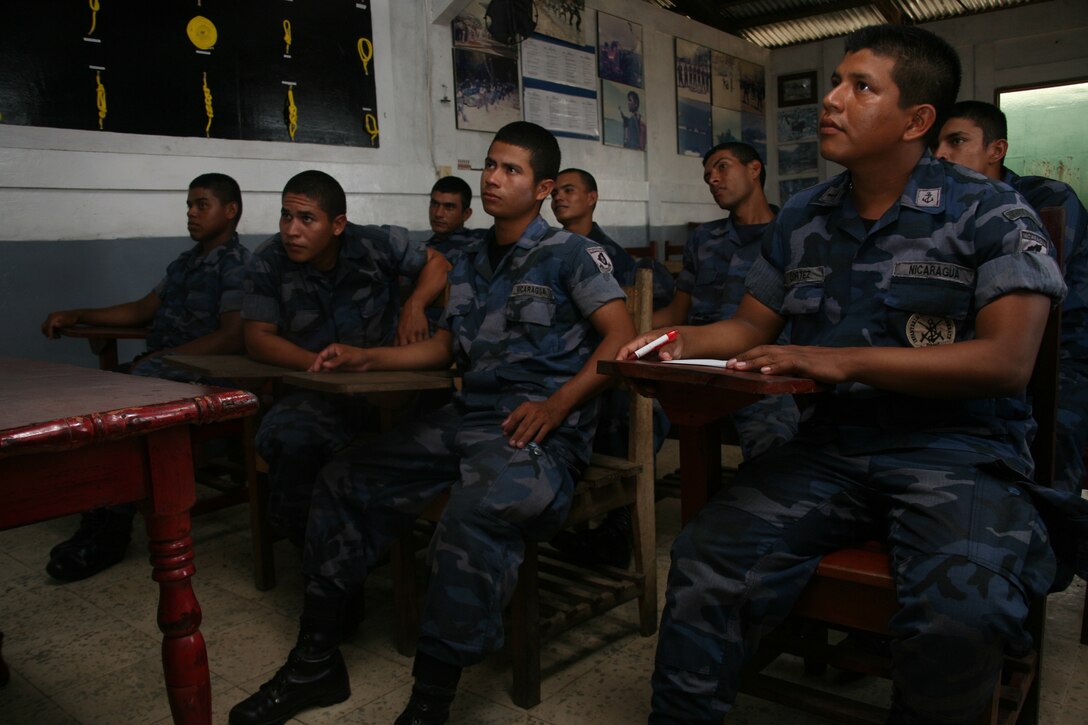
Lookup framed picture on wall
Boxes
[778,71,817,107]
[598,12,643,88]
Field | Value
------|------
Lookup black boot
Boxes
[394,652,461,725]
[46,506,135,582]
[229,630,350,725]
[551,506,632,568]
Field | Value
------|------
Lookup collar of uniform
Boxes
[1001,166,1021,186]
[183,231,238,269]
[516,215,552,249]
[897,150,947,216]
[810,173,851,208]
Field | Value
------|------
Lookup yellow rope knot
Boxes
[95,70,107,130]
[283,19,292,55]
[357,37,373,76]
[87,0,100,36]
[365,113,379,145]
[286,87,298,141]
[202,72,214,137]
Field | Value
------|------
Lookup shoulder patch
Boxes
[585,246,614,274]
[1018,229,1049,254]
[914,187,941,208]
[1003,207,1034,222]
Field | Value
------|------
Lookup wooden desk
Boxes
[162,354,293,382]
[0,357,258,724]
[283,369,456,394]
[58,325,150,370]
[599,359,824,524]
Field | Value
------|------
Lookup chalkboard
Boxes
[0,0,380,147]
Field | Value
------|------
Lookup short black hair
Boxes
[431,175,472,211]
[702,142,766,188]
[843,24,961,147]
[493,121,561,184]
[282,170,346,219]
[557,167,597,193]
[627,90,640,109]
[190,172,242,222]
[946,100,1008,147]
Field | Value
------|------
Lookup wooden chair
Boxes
[390,268,658,708]
[737,207,1067,724]
[626,240,657,260]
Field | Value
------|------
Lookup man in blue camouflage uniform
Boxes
[420,175,475,328]
[229,122,634,725]
[937,100,1088,497]
[654,142,799,461]
[243,169,451,546]
[40,172,249,582]
[621,26,1074,724]
[549,166,676,567]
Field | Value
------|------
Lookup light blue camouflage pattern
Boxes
[676,214,799,459]
[423,229,472,328]
[303,215,625,666]
[1004,168,1088,495]
[588,223,676,311]
[245,222,430,541]
[650,151,1069,724]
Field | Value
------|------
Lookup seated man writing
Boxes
[229,121,633,725]
[624,25,1072,724]
[39,172,249,582]
[243,169,451,547]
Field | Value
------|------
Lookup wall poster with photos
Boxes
[775,72,820,203]
[598,12,644,149]
[675,38,711,156]
[451,1,521,133]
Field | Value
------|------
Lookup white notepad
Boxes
[659,358,730,368]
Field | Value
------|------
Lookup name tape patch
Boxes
[785,266,825,287]
[892,261,974,286]
[1003,207,1034,222]
[511,283,555,300]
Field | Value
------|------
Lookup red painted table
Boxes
[0,357,258,724]
[598,359,825,524]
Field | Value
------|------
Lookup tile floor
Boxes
[2,440,1087,724]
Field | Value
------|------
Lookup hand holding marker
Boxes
[628,330,678,360]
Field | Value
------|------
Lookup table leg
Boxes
[144,426,211,725]
[677,421,722,526]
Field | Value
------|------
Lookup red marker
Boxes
[628,330,678,360]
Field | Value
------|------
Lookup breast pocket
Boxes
[505,296,557,352]
[885,279,973,320]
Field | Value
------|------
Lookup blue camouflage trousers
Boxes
[729,394,800,460]
[649,438,1056,725]
[1055,363,1088,496]
[256,390,374,544]
[303,402,583,667]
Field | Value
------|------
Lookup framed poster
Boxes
[535,0,585,46]
[777,105,818,142]
[602,79,645,149]
[453,48,521,133]
[597,12,643,89]
[778,141,819,176]
[779,176,819,203]
[712,51,741,110]
[740,59,766,114]
[778,70,818,107]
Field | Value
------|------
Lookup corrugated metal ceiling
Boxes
[644,0,1052,48]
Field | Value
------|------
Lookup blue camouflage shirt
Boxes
[243,222,427,351]
[587,223,675,311]
[439,216,625,458]
[746,151,1066,465]
[676,214,774,325]
[1003,168,1088,364]
[147,233,250,351]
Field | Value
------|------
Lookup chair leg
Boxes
[631,476,658,636]
[1081,586,1088,645]
[245,416,276,591]
[509,541,541,708]
[392,529,421,657]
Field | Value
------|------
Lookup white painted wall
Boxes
[766,0,1088,189]
[3,0,1085,365]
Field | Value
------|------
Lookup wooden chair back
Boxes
[626,240,658,260]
